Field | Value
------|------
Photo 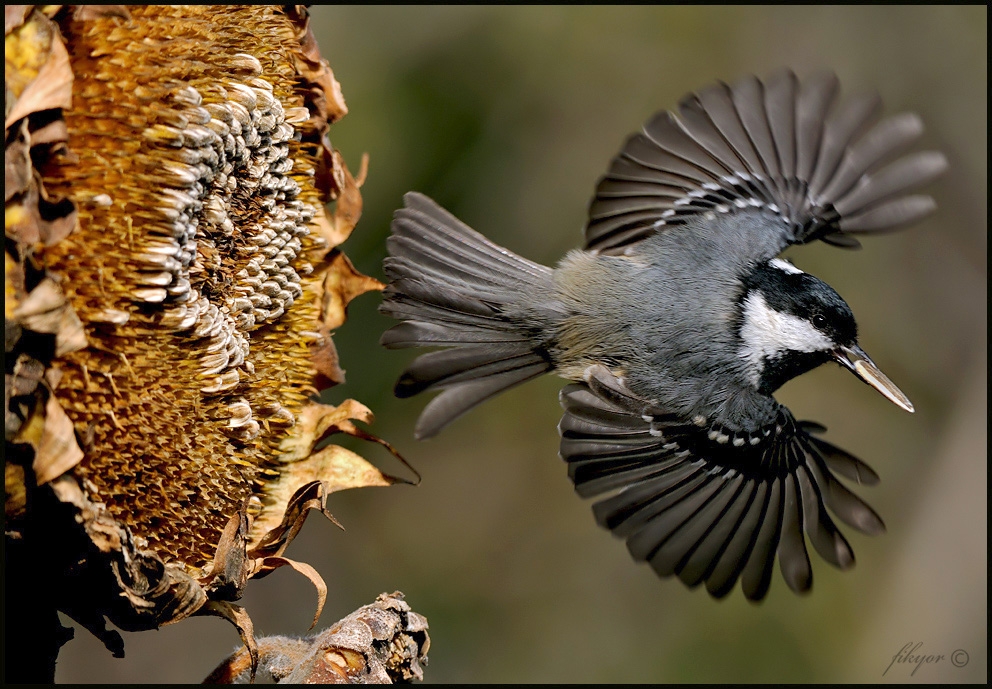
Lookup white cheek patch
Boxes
[769,258,804,275]
[739,291,833,384]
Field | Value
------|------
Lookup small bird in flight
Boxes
[379,69,946,599]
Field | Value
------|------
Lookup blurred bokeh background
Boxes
[57,5,985,683]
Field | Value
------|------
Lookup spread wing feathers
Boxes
[380,193,554,440]
[558,366,884,600]
[585,68,948,255]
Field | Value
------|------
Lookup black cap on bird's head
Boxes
[739,258,914,412]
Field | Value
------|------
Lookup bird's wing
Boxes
[559,365,884,600]
[585,68,947,255]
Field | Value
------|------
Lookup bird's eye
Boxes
[812,313,827,328]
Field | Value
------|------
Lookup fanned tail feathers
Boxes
[380,193,555,439]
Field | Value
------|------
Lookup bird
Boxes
[378,68,946,600]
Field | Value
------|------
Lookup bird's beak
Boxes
[831,344,914,413]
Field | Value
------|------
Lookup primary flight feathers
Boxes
[585,68,947,254]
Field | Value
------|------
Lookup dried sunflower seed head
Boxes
[5,6,420,678]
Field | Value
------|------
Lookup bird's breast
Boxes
[549,248,757,420]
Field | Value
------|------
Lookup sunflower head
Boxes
[5,5,405,668]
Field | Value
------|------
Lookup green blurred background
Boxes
[57,5,986,683]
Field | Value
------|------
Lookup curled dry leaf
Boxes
[5,120,32,202]
[4,5,417,681]
[4,7,73,128]
[257,556,329,631]
[316,152,371,252]
[11,277,87,357]
[5,7,79,250]
[10,389,83,487]
[70,5,131,22]
[322,251,385,332]
[252,442,394,547]
[201,601,260,682]
[5,6,33,35]
[283,4,348,129]
[204,592,431,684]
[31,392,84,484]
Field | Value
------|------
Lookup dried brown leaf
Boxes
[302,444,394,496]
[250,480,338,559]
[5,249,25,322]
[28,116,68,145]
[33,169,79,246]
[13,276,63,319]
[71,5,132,22]
[269,400,417,501]
[4,11,73,129]
[200,601,259,683]
[5,193,40,245]
[5,121,32,201]
[6,357,45,439]
[257,556,327,630]
[11,277,87,355]
[11,355,45,394]
[278,399,374,462]
[5,6,31,35]
[326,69,348,123]
[288,7,347,125]
[46,475,209,628]
[311,330,346,388]
[315,152,369,251]
[40,206,76,247]
[113,560,210,630]
[200,508,251,600]
[321,251,383,332]
[32,392,84,483]
[12,388,46,446]
[250,444,392,546]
